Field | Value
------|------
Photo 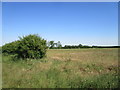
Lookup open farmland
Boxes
[2,48,119,88]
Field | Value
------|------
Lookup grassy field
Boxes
[2,48,119,88]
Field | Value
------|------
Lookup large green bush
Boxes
[2,34,47,59]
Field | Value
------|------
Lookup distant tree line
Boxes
[47,41,120,49]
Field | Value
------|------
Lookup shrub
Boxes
[2,40,20,55]
[2,34,47,59]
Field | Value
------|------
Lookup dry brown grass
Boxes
[2,48,119,88]
[47,48,118,66]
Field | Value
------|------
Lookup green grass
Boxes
[2,48,119,88]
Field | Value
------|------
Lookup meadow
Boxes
[2,48,119,88]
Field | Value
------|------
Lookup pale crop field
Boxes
[2,48,119,88]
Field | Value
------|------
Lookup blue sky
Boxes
[2,2,118,46]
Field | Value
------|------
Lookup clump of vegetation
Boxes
[2,34,47,59]
[0,47,2,54]
[47,41,62,49]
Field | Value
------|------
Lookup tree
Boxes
[78,44,82,48]
[49,41,54,49]
[57,41,62,49]
[2,34,47,59]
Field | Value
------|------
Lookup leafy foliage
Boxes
[2,40,20,55]
[2,34,47,59]
[47,41,62,49]
[48,41,54,49]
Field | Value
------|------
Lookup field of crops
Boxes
[2,48,119,88]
